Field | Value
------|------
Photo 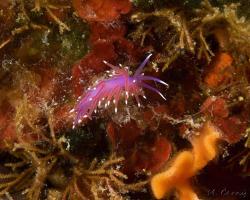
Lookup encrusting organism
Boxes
[71,54,168,128]
[151,121,221,200]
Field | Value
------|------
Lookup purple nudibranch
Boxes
[70,54,168,128]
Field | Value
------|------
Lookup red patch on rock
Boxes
[143,105,170,130]
[89,22,141,62]
[52,104,75,132]
[20,65,62,105]
[37,68,57,101]
[201,96,229,118]
[106,121,172,174]
[204,52,233,89]
[124,136,172,174]
[214,116,247,144]
[0,101,17,149]
[90,22,126,43]
[134,136,172,173]
[200,96,246,143]
[106,121,142,148]
[72,40,117,96]
[73,0,132,22]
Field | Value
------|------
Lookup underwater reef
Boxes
[0,0,250,199]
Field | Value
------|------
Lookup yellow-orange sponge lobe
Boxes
[151,151,194,199]
[178,182,199,200]
[192,122,220,170]
[151,121,221,199]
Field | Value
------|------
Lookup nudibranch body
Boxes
[71,54,168,128]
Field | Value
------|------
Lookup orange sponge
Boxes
[178,181,199,200]
[151,151,194,199]
[151,121,221,199]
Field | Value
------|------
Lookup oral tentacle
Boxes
[140,82,167,100]
[103,60,120,71]
[138,75,169,86]
[134,54,152,77]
